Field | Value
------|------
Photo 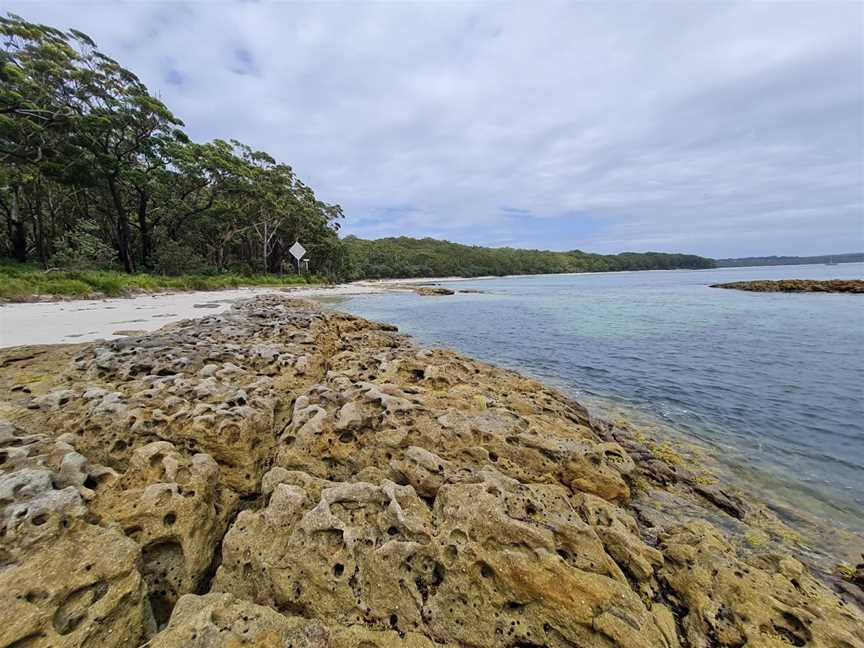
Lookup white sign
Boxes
[289,241,306,261]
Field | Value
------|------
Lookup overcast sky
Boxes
[8,1,864,257]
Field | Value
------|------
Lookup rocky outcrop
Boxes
[710,279,864,293]
[1,296,862,648]
[413,286,455,296]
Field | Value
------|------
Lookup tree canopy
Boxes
[0,14,344,276]
[341,236,715,280]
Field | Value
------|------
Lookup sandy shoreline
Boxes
[0,278,486,348]
[0,284,381,348]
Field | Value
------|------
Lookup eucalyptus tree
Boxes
[0,14,86,261]
[1,13,347,277]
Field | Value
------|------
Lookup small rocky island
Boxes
[711,279,864,293]
[1,296,862,648]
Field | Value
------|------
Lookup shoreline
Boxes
[4,259,861,306]
[0,283,394,348]
[1,295,861,646]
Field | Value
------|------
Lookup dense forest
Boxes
[716,253,864,267]
[341,236,715,279]
[1,14,715,286]
[0,14,345,277]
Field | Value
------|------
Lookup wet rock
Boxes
[693,483,750,520]
[658,521,864,647]
[711,279,864,293]
[414,286,455,296]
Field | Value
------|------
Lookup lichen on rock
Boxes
[0,295,861,647]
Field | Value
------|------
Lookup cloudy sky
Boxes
[8,1,864,256]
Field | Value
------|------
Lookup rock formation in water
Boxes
[1,296,862,648]
[710,279,864,293]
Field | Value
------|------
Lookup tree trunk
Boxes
[107,177,135,273]
[10,186,27,263]
[33,193,48,267]
[137,190,152,270]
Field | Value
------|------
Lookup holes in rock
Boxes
[333,563,345,577]
[316,528,344,547]
[142,540,185,628]
[163,512,177,526]
[284,436,296,445]
[123,526,142,541]
[387,526,399,536]
[525,503,537,516]
[4,631,45,647]
[338,432,355,444]
[556,549,571,562]
[488,452,498,463]
[111,439,127,453]
[389,614,399,628]
[31,513,48,526]
[52,582,109,635]
[480,562,495,579]
[773,612,810,647]
[24,590,48,604]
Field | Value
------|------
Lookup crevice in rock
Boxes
[196,492,259,597]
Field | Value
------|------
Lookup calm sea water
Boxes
[338,264,864,537]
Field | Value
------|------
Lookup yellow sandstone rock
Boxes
[0,296,860,647]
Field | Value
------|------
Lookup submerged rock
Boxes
[0,295,861,647]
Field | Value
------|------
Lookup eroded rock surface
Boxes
[710,279,864,293]
[1,296,861,648]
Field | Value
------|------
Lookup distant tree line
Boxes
[0,14,346,277]
[341,236,715,280]
[715,253,864,267]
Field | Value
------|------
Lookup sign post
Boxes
[289,241,306,274]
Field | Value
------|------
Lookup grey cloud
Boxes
[7,1,863,256]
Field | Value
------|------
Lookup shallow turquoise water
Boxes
[339,264,864,535]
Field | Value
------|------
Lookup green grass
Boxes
[0,263,325,301]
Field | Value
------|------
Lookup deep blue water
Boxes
[338,264,864,535]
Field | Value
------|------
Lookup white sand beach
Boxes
[0,283,389,348]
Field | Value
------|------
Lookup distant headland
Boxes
[714,253,864,268]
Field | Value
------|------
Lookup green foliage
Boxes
[0,13,343,277]
[341,236,715,280]
[48,219,116,270]
[152,239,212,275]
[0,261,322,301]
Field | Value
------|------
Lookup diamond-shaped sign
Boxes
[289,241,306,260]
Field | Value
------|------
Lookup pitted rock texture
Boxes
[0,295,862,648]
